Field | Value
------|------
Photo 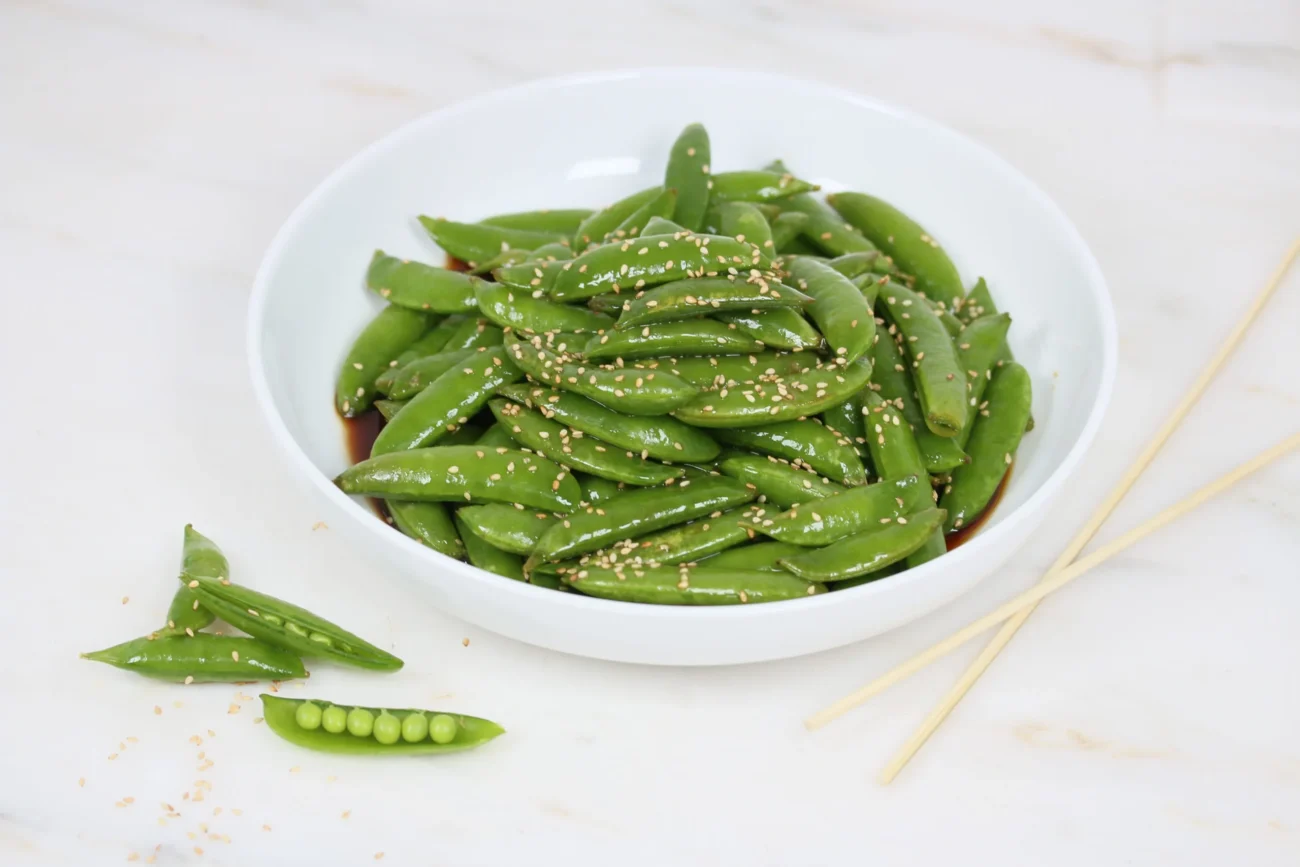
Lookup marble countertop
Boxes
[3,1,1299,864]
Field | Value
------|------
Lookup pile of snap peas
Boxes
[336,123,1034,604]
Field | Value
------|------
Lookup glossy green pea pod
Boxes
[550,234,774,302]
[672,356,874,428]
[366,252,481,313]
[526,241,575,261]
[527,475,755,565]
[481,208,592,235]
[869,329,969,473]
[852,272,885,308]
[375,318,464,392]
[457,503,559,555]
[182,574,403,670]
[825,250,899,280]
[826,192,965,306]
[641,216,687,236]
[779,194,877,256]
[700,540,803,572]
[261,695,504,755]
[709,170,818,203]
[779,507,947,582]
[492,257,569,297]
[467,249,529,275]
[563,565,824,604]
[953,313,1013,447]
[941,361,1031,533]
[878,282,968,437]
[739,475,922,546]
[821,394,869,461]
[718,200,775,255]
[418,216,563,266]
[455,513,524,580]
[665,123,711,231]
[488,399,683,486]
[717,452,847,510]
[383,349,477,400]
[476,422,519,450]
[438,423,485,446]
[371,346,522,456]
[389,501,464,559]
[584,320,764,360]
[615,276,811,329]
[573,186,665,251]
[375,399,409,421]
[442,317,504,352]
[82,634,306,682]
[497,383,719,462]
[629,351,813,389]
[338,445,581,512]
[712,420,865,486]
[337,306,434,416]
[770,211,810,252]
[504,332,697,416]
[606,187,678,242]
[963,278,1034,432]
[568,505,759,570]
[860,391,946,568]
[163,525,223,634]
[715,308,824,352]
[475,280,613,336]
[578,473,624,506]
[785,257,875,363]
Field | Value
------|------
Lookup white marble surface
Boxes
[3,1,1299,864]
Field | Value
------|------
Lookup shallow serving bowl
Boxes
[248,68,1116,665]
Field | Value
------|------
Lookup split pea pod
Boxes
[953,313,1013,447]
[869,328,969,473]
[549,234,773,302]
[770,211,810,251]
[336,306,433,416]
[716,308,823,352]
[614,276,811,328]
[260,695,504,755]
[784,257,875,363]
[474,280,613,335]
[388,500,464,560]
[82,634,307,682]
[717,452,847,510]
[182,574,404,671]
[711,420,866,486]
[164,524,223,635]
[940,361,1031,533]
[708,171,819,203]
[455,513,525,581]
[488,399,683,486]
[337,445,582,512]
[778,194,877,256]
[456,503,559,555]
[700,540,803,571]
[366,252,481,313]
[718,201,775,255]
[877,282,967,437]
[481,208,592,235]
[664,123,711,231]
[585,319,763,360]
[672,356,874,428]
[562,565,824,604]
[778,507,947,582]
[738,475,923,546]
[573,186,664,250]
[417,216,563,265]
[383,349,477,400]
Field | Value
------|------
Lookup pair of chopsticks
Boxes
[805,237,1300,783]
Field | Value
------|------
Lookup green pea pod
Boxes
[606,187,678,242]
[718,200,776,255]
[826,192,965,306]
[941,361,1031,533]
[528,475,756,565]
[852,272,885,308]
[709,170,818,204]
[779,507,947,582]
[860,392,946,568]
[550,234,774,302]
[454,513,525,580]
[664,123,711,231]
[442,317,504,351]
[641,216,688,236]
[672,356,874,428]
[770,211,810,252]
[338,445,582,512]
[374,399,409,421]
[375,318,464,393]
[869,329,969,473]
[615,276,811,328]
[779,194,876,256]
[701,540,803,572]
[492,257,568,296]
[481,208,592,235]
[82,634,306,682]
[366,252,481,313]
[260,695,503,755]
[877,282,967,436]
[585,319,764,360]
[629,351,813,389]
[526,241,575,261]
[497,383,719,462]
[467,249,530,275]
[826,250,897,280]
[475,423,518,450]
[953,313,1013,447]
[164,525,223,634]
[371,346,522,456]
[337,306,433,416]
[457,503,559,555]
[438,423,485,446]
[784,257,875,363]
[716,308,824,352]
[504,332,697,415]
[474,280,613,335]
[417,216,563,265]
[577,473,624,506]
[574,186,665,251]
[821,394,868,460]
[564,564,823,604]
[739,475,923,546]
[488,399,683,486]
[382,349,477,400]
[717,452,847,510]
[388,501,464,559]
[963,278,1034,432]
[712,420,865,486]
[568,505,760,571]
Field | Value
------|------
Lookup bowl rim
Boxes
[247,66,1118,622]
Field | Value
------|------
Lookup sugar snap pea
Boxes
[778,507,947,582]
[821,393,868,461]
[784,257,875,363]
[826,250,898,280]
[709,171,818,203]
[366,252,481,313]
[878,282,967,437]
[573,186,663,250]
[388,500,464,559]
[779,194,876,256]
[716,308,823,352]
[492,257,568,296]
[585,319,764,360]
[418,216,563,265]
[664,123,711,231]
[641,216,687,236]
[953,312,1013,447]
[718,201,776,256]
[739,475,922,546]
[869,328,968,473]
[375,319,463,392]
[718,452,847,510]
[607,187,678,242]
[700,540,803,572]
[672,356,873,428]
[163,525,221,635]
[526,241,575,261]
[82,634,306,682]
[941,361,1031,533]
[474,280,613,335]
[337,306,433,417]
[383,349,477,400]
[261,695,503,755]
[457,503,558,555]
[615,276,811,328]
[455,513,525,580]
[475,423,517,449]
[861,392,946,567]
[563,565,824,604]
[375,399,409,421]
[467,249,529,275]
[712,420,865,486]
[770,211,810,251]
[442,317,504,351]
[338,445,581,512]
[562,505,759,571]
[578,473,624,506]
[549,234,773,302]
[630,351,813,389]
[481,208,592,235]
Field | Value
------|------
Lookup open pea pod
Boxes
[260,695,504,756]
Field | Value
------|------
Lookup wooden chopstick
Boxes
[805,236,1300,737]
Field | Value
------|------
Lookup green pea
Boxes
[308,632,333,647]
[285,621,310,639]
[259,612,283,626]
[346,707,374,737]
[373,710,402,745]
[429,714,457,745]
[294,701,322,730]
[321,705,348,734]
[401,712,429,743]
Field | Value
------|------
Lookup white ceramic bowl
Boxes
[248,68,1116,666]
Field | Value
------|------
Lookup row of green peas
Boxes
[294,701,458,745]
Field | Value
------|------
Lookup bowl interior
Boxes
[252,68,1112,595]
